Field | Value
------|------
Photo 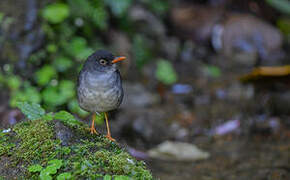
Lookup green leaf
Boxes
[16,102,45,120]
[40,161,62,179]
[28,164,43,172]
[54,111,80,126]
[105,0,132,17]
[103,175,112,180]
[40,166,57,179]
[43,112,54,121]
[35,65,57,86]
[155,59,178,85]
[114,175,130,180]
[57,172,72,180]
[48,159,63,169]
[39,173,52,180]
[44,166,57,174]
[43,3,69,24]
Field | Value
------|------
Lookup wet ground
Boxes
[112,54,290,180]
[147,135,290,180]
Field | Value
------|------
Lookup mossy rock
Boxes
[0,119,153,179]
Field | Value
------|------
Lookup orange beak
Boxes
[112,56,126,64]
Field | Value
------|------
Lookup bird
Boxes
[77,50,126,141]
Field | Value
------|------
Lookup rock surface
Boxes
[0,119,153,179]
[148,141,210,161]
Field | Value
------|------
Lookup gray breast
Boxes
[77,70,123,113]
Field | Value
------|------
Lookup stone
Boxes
[148,141,210,161]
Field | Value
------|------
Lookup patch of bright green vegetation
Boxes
[16,102,45,120]
[0,102,153,179]
[155,59,178,85]
[13,119,58,163]
[0,132,15,156]
[42,3,70,24]
[54,110,81,127]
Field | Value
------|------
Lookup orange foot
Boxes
[105,135,116,142]
[89,127,99,134]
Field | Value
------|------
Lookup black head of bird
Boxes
[77,50,126,141]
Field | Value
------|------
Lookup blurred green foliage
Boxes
[0,12,4,23]
[133,35,153,69]
[35,65,57,86]
[277,18,290,36]
[10,83,41,107]
[66,37,94,60]
[266,0,290,15]
[143,0,169,16]
[105,0,132,17]
[42,80,75,110]
[204,65,221,78]
[155,59,177,85]
[42,3,70,24]
[1,0,171,119]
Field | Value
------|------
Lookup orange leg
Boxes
[90,113,98,134]
[105,112,115,141]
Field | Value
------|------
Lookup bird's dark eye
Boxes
[99,59,108,66]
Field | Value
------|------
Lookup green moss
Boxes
[0,132,15,156]
[93,150,151,178]
[13,120,59,163]
[0,119,153,179]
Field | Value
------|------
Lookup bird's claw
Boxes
[105,135,116,142]
[89,127,99,134]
